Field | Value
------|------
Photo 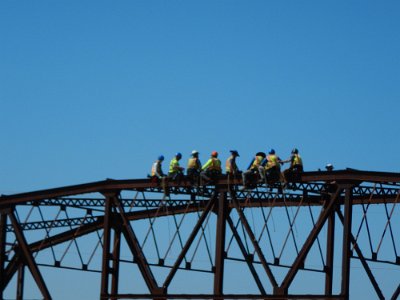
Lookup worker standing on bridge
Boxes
[226,150,240,176]
[168,153,185,183]
[200,151,222,182]
[187,150,202,184]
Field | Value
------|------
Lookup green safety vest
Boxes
[169,158,181,174]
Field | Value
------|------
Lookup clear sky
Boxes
[1,1,399,299]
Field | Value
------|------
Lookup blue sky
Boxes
[1,1,399,194]
[1,1,399,299]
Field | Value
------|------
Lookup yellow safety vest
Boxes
[251,156,263,169]
[292,154,303,166]
[169,158,180,174]
[267,154,280,169]
[226,156,238,173]
[206,158,222,172]
[188,157,200,169]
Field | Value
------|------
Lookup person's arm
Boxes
[202,159,212,170]
[156,163,164,178]
[247,158,255,170]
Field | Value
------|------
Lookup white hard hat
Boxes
[191,150,199,155]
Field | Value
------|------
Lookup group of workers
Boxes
[150,148,303,189]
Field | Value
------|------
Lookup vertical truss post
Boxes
[214,191,227,297]
[325,205,336,295]
[336,207,384,299]
[101,192,114,298]
[341,186,353,300]
[111,226,121,298]
[16,263,25,300]
[0,212,7,300]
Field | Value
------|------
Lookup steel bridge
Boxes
[0,169,399,300]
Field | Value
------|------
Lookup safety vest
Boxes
[292,154,303,166]
[267,154,280,169]
[226,156,237,173]
[205,158,222,172]
[169,158,181,174]
[188,157,200,169]
[251,155,263,170]
[151,161,160,176]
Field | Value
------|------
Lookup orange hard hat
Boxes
[211,151,218,157]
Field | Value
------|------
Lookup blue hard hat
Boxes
[176,152,182,159]
[158,155,164,161]
[269,149,275,155]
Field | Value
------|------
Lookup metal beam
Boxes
[1,169,399,207]
[230,192,278,290]
[214,192,227,296]
[340,188,352,300]
[163,193,218,290]
[279,186,343,294]
[9,212,51,299]
[226,216,266,294]
[325,206,335,295]
[112,195,160,294]
[111,226,121,299]
[336,208,384,300]
[100,194,113,298]
[16,263,24,300]
[0,212,7,300]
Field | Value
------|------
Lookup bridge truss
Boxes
[0,169,399,299]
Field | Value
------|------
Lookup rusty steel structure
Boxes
[0,169,399,300]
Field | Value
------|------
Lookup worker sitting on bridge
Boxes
[168,153,185,183]
[262,149,284,183]
[200,151,222,183]
[150,155,165,180]
[187,150,202,185]
[226,150,240,177]
[282,148,303,183]
[242,152,265,189]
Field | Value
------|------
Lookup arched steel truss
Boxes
[0,169,399,299]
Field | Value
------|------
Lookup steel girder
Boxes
[0,170,399,299]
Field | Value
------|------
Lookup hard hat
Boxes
[230,150,239,156]
[325,163,334,171]
[158,155,164,161]
[191,150,199,155]
[176,152,182,159]
[269,149,275,155]
[292,148,298,154]
[256,152,266,158]
[211,151,218,157]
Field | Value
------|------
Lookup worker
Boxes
[200,151,222,182]
[282,148,304,182]
[263,149,283,183]
[168,152,185,182]
[187,150,202,184]
[150,155,165,179]
[242,152,265,189]
[226,150,240,176]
